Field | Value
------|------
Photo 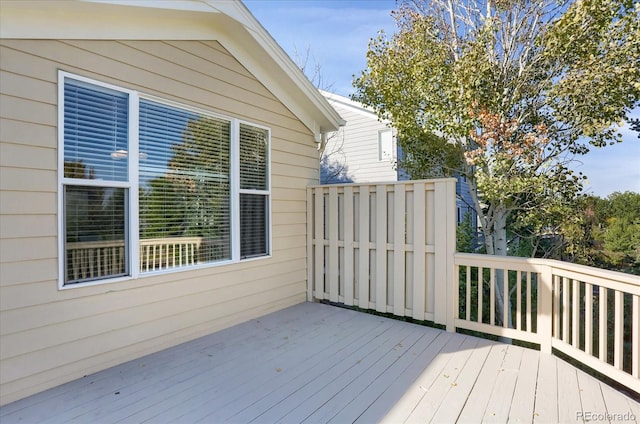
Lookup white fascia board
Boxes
[0,0,343,137]
[321,90,391,127]
[224,1,345,134]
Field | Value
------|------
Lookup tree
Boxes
[353,0,640,259]
[561,192,640,274]
[354,0,639,328]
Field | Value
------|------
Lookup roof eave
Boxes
[0,0,344,136]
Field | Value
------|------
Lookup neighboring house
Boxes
[321,91,477,229]
[320,90,397,184]
[0,0,343,405]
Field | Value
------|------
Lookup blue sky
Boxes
[245,0,640,197]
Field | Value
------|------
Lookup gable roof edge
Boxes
[0,0,345,137]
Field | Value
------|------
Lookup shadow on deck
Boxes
[1,302,638,423]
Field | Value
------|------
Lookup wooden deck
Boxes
[1,302,638,424]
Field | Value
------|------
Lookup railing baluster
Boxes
[562,277,569,343]
[478,266,483,324]
[516,270,522,331]
[553,275,560,338]
[490,267,495,326]
[572,279,579,348]
[585,283,593,356]
[503,269,508,328]
[633,294,639,378]
[526,272,532,332]
[599,287,607,362]
[466,265,471,322]
[614,290,623,369]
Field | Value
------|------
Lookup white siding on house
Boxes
[0,39,319,405]
[322,92,398,183]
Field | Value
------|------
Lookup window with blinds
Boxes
[239,123,269,258]
[62,79,130,285]
[139,100,232,268]
[59,72,271,288]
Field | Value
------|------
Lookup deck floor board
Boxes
[1,302,638,424]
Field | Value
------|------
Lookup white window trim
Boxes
[57,71,272,290]
[378,128,395,162]
[238,118,272,260]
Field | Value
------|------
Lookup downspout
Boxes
[316,132,328,184]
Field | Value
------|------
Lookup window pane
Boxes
[239,124,268,190]
[379,129,394,161]
[65,186,128,284]
[139,100,231,271]
[240,194,268,258]
[64,79,128,181]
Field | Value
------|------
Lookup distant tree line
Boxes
[562,191,640,275]
[457,191,640,275]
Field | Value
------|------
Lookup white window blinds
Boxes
[62,79,129,284]
[60,73,272,287]
[239,124,269,258]
[64,80,129,181]
[139,100,232,269]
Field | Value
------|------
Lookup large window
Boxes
[59,72,270,287]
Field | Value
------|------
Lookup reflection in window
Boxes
[63,80,128,181]
[60,73,271,286]
[138,100,231,270]
[62,79,130,285]
[64,186,128,284]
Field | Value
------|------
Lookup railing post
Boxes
[538,264,553,354]
[434,179,457,331]
[445,179,456,332]
[306,186,313,302]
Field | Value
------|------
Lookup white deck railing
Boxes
[139,237,203,272]
[66,240,127,281]
[308,180,640,394]
[66,236,204,280]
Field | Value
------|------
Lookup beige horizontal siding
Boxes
[0,191,56,215]
[0,260,57,288]
[0,119,56,149]
[0,39,319,405]
[1,245,309,312]
[0,215,57,239]
[0,168,57,192]
[0,141,56,171]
